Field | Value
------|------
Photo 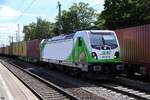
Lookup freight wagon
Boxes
[115,24,150,77]
[12,42,19,56]
[18,41,27,57]
[0,48,1,55]
[27,39,40,61]
[9,43,13,55]
[4,46,9,55]
[0,47,4,55]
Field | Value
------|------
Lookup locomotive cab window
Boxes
[90,32,118,50]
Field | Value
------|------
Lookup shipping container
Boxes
[0,48,1,54]
[0,46,11,56]
[4,47,6,55]
[3,47,5,55]
[115,24,150,76]
[6,46,9,55]
[27,39,40,60]
[18,41,27,57]
[9,43,13,55]
[12,43,16,56]
[12,42,19,56]
[4,46,9,55]
[1,47,5,55]
[0,47,2,55]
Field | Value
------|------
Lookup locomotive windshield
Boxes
[90,32,118,49]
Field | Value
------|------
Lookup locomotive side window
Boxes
[78,37,82,46]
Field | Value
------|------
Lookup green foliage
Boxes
[57,2,96,34]
[23,22,36,40]
[23,18,55,41]
[101,0,150,29]
[94,14,106,29]
[23,1,150,40]
[23,2,97,39]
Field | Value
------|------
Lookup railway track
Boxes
[99,82,150,100]
[116,75,150,93]
[0,59,79,100]
[1,57,150,100]
[0,58,104,100]
[80,81,150,100]
[84,76,150,100]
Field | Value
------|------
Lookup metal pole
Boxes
[9,36,13,44]
[12,36,13,43]
[16,31,18,42]
[57,1,62,34]
[9,36,11,44]
[18,24,20,42]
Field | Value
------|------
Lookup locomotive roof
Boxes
[49,34,74,41]
[78,30,115,33]
[47,30,114,42]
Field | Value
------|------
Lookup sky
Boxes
[0,0,104,46]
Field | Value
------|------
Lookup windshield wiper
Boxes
[102,36,105,45]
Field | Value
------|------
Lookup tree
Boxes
[55,2,96,34]
[23,2,96,39]
[35,18,54,39]
[60,10,79,34]
[23,18,55,40]
[101,0,150,29]
[69,2,96,30]
[94,14,106,29]
[23,22,36,41]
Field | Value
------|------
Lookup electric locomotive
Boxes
[40,30,124,79]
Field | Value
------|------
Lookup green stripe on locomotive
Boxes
[67,37,121,64]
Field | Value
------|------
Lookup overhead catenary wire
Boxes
[14,0,37,23]
[91,3,104,12]
[11,0,37,43]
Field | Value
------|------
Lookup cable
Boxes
[0,0,37,45]
[14,0,37,23]
[11,0,37,43]
[91,3,101,8]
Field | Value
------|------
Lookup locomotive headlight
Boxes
[94,56,97,59]
[114,51,119,59]
[92,52,98,59]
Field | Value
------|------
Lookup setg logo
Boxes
[101,51,111,55]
